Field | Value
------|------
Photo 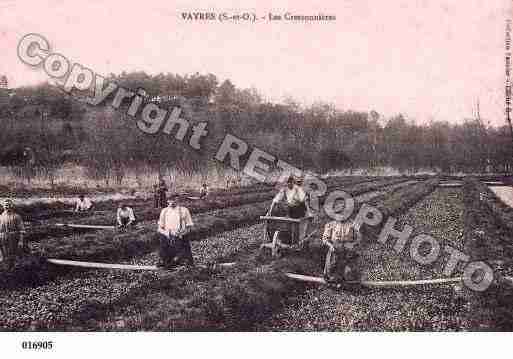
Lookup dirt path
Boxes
[258,188,469,331]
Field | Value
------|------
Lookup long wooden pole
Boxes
[47,258,236,270]
[284,272,464,287]
[54,223,116,230]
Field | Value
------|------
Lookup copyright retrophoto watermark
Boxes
[2,2,513,353]
[17,32,496,293]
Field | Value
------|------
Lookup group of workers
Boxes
[0,176,358,284]
[266,175,358,283]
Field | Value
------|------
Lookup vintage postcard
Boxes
[0,0,512,356]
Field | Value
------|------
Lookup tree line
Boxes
[0,71,511,187]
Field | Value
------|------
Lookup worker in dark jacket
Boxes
[199,183,209,199]
[157,179,168,208]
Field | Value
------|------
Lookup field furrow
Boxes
[42,180,422,331]
[0,178,415,330]
[259,186,467,331]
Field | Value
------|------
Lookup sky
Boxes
[0,0,511,126]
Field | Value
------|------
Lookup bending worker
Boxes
[0,199,27,270]
[75,194,93,212]
[117,203,136,229]
[267,175,307,219]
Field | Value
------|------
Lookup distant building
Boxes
[0,75,8,89]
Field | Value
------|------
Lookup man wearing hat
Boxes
[267,175,308,219]
[0,200,27,269]
[156,195,194,268]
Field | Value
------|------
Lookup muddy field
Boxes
[0,175,512,331]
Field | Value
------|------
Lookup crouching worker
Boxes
[322,218,359,285]
[75,194,93,212]
[117,203,136,229]
[156,196,194,269]
[0,200,27,270]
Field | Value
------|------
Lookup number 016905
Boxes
[21,341,53,350]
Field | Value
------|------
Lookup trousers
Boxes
[158,233,194,267]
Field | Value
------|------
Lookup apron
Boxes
[288,202,307,219]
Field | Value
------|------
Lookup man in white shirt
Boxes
[267,176,307,219]
[157,195,194,268]
[74,195,93,212]
[117,203,136,228]
[321,219,360,284]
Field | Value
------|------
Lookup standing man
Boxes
[199,183,209,199]
[267,175,307,219]
[157,195,194,268]
[75,194,93,212]
[117,203,136,229]
[321,218,359,284]
[153,184,159,209]
[157,179,168,209]
[0,200,27,270]
[295,175,312,216]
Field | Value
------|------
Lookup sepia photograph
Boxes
[1,0,513,356]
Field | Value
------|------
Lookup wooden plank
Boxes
[285,273,326,284]
[47,210,111,215]
[360,277,463,287]
[483,181,507,186]
[284,273,464,287]
[215,262,237,268]
[47,258,158,270]
[47,258,236,271]
[54,223,116,230]
[260,216,301,223]
[271,230,280,257]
